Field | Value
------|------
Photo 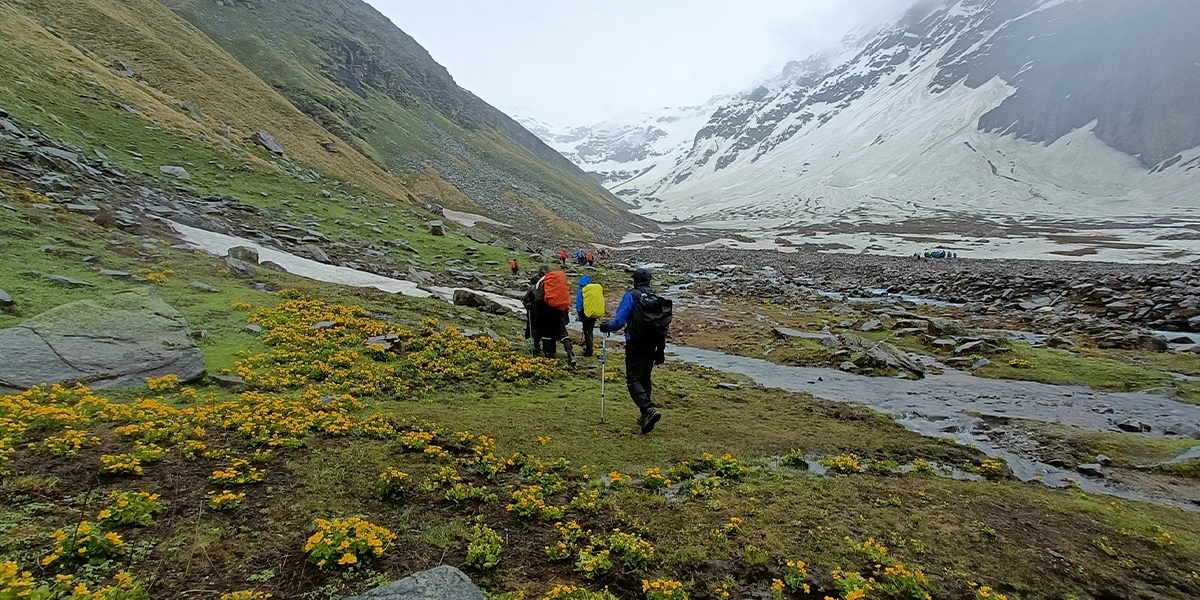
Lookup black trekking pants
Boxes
[625,342,657,415]
[580,317,597,356]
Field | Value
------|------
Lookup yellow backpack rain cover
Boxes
[582,283,605,318]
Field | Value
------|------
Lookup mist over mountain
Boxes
[526,0,1200,238]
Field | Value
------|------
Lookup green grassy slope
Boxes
[157,0,646,241]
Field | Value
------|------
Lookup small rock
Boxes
[211,374,246,389]
[1076,463,1104,477]
[716,382,741,390]
[190,281,220,293]
[1116,419,1151,433]
[253,130,286,155]
[224,256,257,277]
[260,260,288,272]
[1095,454,1112,466]
[971,358,992,370]
[860,319,883,332]
[0,287,12,307]
[45,274,94,287]
[298,244,330,263]
[838,361,858,372]
[65,203,101,214]
[343,565,484,600]
[243,324,263,334]
[228,246,260,264]
[99,269,132,278]
[312,321,338,330]
[927,317,968,337]
[428,220,446,236]
[159,165,191,180]
[322,141,339,153]
[112,59,134,77]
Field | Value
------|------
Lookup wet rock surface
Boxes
[343,566,483,600]
[0,287,205,391]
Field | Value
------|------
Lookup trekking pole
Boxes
[527,309,534,355]
[600,333,607,424]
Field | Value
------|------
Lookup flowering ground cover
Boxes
[1,201,1198,600]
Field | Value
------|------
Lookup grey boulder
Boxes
[0,287,11,307]
[0,287,205,391]
[343,566,484,600]
[225,256,257,277]
[228,246,260,263]
[254,130,286,155]
[159,165,191,180]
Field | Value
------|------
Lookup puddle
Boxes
[666,344,1200,510]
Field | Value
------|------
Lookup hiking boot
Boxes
[639,409,661,434]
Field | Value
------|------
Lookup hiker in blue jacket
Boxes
[600,268,666,434]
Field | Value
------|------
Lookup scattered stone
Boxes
[716,382,741,390]
[190,330,207,339]
[1116,419,1151,433]
[853,340,925,379]
[228,246,260,263]
[343,566,484,600]
[99,270,132,278]
[428,220,446,236]
[45,274,94,287]
[112,59,134,77]
[971,358,992,370]
[260,261,288,272]
[365,334,404,352]
[0,288,12,307]
[927,318,968,337]
[838,361,858,372]
[243,324,263,334]
[312,321,338,330]
[253,130,286,155]
[955,340,984,354]
[159,165,191,180]
[322,141,339,153]
[65,203,101,214]
[211,374,246,389]
[452,289,514,316]
[1095,454,1112,466]
[298,244,330,263]
[224,256,257,277]
[860,319,884,332]
[190,281,220,293]
[1076,463,1104,477]
[0,287,205,390]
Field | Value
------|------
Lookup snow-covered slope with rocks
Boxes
[516,98,726,204]
[625,0,1200,228]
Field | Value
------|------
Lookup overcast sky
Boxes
[366,1,920,126]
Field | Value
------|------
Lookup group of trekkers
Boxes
[509,248,610,276]
[522,266,672,434]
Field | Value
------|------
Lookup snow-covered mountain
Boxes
[515,98,726,204]
[631,0,1200,227]
[528,0,1200,239]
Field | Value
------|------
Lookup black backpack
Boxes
[629,289,673,340]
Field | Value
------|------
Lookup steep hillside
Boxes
[156,0,647,241]
[608,0,1200,229]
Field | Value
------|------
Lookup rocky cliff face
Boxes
[161,0,650,241]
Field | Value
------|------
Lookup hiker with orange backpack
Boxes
[575,275,605,356]
[530,268,576,367]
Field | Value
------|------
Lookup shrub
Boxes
[507,486,563,520]
[376,468,411,500]
[545,521,586,562]
[466,522,503,570]
[41,522,123,568]
[542,585,618,600]
[643,579,687,600]
[822,454,862,474]
[784,560,810,594]
[643,468,671,490]
[567,489,602,514]
[304,517,395,569]
[99,491,164,527]
[34,428,100,457]
[210,459,265,485]
[609,530,654,570]
[574,546,612,580]
[779,449,806,468]
[446,483,497,504]
[99,454,144,476]
[207,490,246,511]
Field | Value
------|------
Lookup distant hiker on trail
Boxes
[586,252,595,266]
[600,268,673,434]
[577,250,586,266]
[576,275,605,357]
[528,268,576,367]
[559,249,568,266]
[523,266,551,355]
[510,259,519,275]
